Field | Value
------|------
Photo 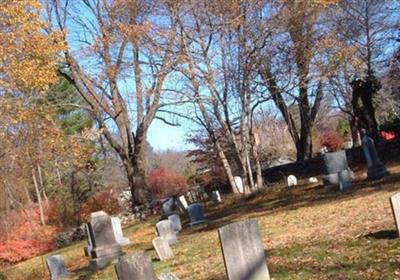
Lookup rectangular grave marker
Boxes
[115,253,158,280]
[218,220,270,280]
[46,255,70,280]
[390,192,400,237]
[152,237,174,260]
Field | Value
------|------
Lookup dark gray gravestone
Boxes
[187,203,208,227]
[362,134,389,180]
[88,211,123,269]
[152,237,174,261]
[114,253,158,280]
[390,193,400,237]
[156,220,177,245]
[161,197,177,218]
[218,220,270,280]
[159,271,180,280]
[46,255,70,280]
[168,214,182,232]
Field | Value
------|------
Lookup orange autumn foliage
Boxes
[0,207,57,264]
[148,167,188,197]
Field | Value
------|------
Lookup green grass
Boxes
[2,165,400,279]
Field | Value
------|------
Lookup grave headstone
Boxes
[308,177,318,183]
[218,220,270,280]
[46,255,70,280]
[159,271,180,280]
[322,150,353,187]
[234,176,244,194]
[211,190,222,203]
[362,134,388,180]
[114,252,158,280]
[161,197,177,218]
[390,192,400,237]
[177,195,188,210]
[168,214,182,232]
[187,203,209,227]
[87,211,123,269]
[152,237,174,261]
[287,175,297,187]
[111,217,130,246]
[156,220,177,245]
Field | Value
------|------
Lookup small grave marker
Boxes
[390,193,400,237]
[114,253,158,280]
[46,255,70,280]
[111,217,130,246]
[187,203,208,227]
[152,237,174,260]
[156,220,177,245]
[168,214,182,232]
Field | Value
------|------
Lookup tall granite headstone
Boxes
[111,217,130,246]
[168,214,182,232]
[114,253,158,280]
[362,134,388,180]
[88,211,123,269]
[156,220,177,245]
[218,220,270,280]
[390,192,400,237]
[187,203,208,227]
[152,237,174,261]
[46,255,70,280]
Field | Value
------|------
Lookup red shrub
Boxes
[79,188,121,221]
[319,130,343,152]
[148,167,188,197]
[0,207,57,264]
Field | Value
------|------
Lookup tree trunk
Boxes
[37,164,49,206]
[214,140,240,194]
[32,169,46,226]
[252,140,264,189]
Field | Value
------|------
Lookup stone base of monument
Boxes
[367,164,389,180]
[89,246,124,269]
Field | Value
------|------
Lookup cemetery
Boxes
[1,0,400,279]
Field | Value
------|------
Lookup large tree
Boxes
[49,0,181,204]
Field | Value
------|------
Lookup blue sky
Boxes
[148,119,190,151]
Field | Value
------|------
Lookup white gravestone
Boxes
[152,237,174,261]
[234,176,244,194]
[156,220,177,245]
[390,192,400,237]
[111,217,130,246]
[287,175,297,187]
[178,195,188,209]
[212,190,222,203]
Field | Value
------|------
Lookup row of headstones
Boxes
[48,192,400,280]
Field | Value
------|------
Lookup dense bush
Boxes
[79,188,121,221]
[319,130,343,152]
[0,208,57,264]
[148,167,188,197]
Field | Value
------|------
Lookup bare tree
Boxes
[49,0,181,204]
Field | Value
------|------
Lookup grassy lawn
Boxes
[2,164,400,280]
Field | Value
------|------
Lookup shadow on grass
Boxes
[364,229,398,240]
[184,171,400,234]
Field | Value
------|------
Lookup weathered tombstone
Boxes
[338,169,352,191]
[111,217,130,246]
[159,271,180,280]
[152,237,174,261]
[234,176,244,193]
[161,197,177,218]
[168,214,182,232]
[187,203,208,227]
[218,220,270,280]
[87,211,123,269]
[211,190,222,203]
[323,150,352,187]
[362,134,389,180]
[287,175,297,187]
[46,255,70,280]
[84,223,93,257]
[308,177,318,183]
[114,252,158,280]
[390,192,400,237]
[177,195,188,210]
[156,220,177,245]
